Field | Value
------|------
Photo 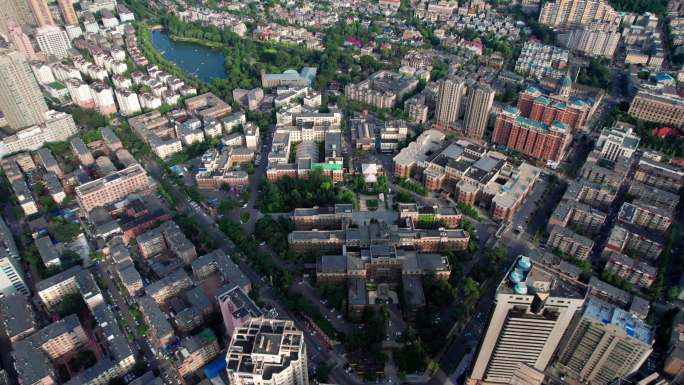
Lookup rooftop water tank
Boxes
[510,269,523,283]
[517,256,532,272]
[514,282,528,295]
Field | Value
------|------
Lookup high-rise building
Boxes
[28,0,54,26]
[7,22,36,60]
[463,83,495,140]
[35,25,71,59]
[217,285,262,337]
[226,318,309,385]
[0,216,29,297]
[556,297,653,384]
[559,23,621,59]
[539,0,619,28]
[0,49,48,131]
[467,255,586,385]
[0,0,36,35]
[435,77,466,129]
[57,0,78,25]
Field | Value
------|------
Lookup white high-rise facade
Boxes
[0,216,29,297]
[35,25,72,59]
[226,318,309,385]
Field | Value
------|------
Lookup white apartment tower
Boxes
[556,297,654,384]
[463,83,495,140]
[35,25,72,59]
[226,318,309,385]
[435,77,467,130]
[0,49,48,131]
[468,256,587,385]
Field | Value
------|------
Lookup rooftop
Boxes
[583,297,653,344]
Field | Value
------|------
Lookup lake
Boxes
[151,30,226,83]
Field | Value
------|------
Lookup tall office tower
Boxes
[539,0,618,28]
[0,0,36,35]
[7,22,37,60]
[226,318,309,385]
[57,0,78,25]
[0,216,29,297]
[35,25,71,59]
[463,83,495,140]
[468,256,587,385]
[28,0,53,26]
[0,49,48,131]
[556,297,654,384]
[435,77,466,130]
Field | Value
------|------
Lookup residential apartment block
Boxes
[618,200,673,234]
[603,250,657,289]
[547,224,594,260]
[633,155,684,193]
[492,106,571,163]
[344,70,418,109]
[548,200,607,235]
[173,329,220,378]
[75,164,151,212]
[217,285,263,337]
[539,0,619,28]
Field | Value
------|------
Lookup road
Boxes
[90,263,183,385]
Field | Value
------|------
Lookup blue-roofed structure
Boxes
[203,356,227,378]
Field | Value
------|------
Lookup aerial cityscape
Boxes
[0,0,683,385]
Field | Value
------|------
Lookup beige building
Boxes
[75,164,150,212]
[28,0,54,26]
[463,83,495,140]
[435,77,466,130]
[468,255,586,385]
[173,329,220,377]
[547,225,594,260]
[628,91,684,126]
[556,297,653,384]
[344,71,418,109]
[0,49,48,131]
[226,318,309,385]
[539,0,619,28]
[57,0,78,25]
[560,24,621,58]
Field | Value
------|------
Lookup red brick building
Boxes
[492,106,572,162]
[516,86,590,132]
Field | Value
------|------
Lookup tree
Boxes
[48,218,81,242]
[57,293,86,317]
[70,350,97,370]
